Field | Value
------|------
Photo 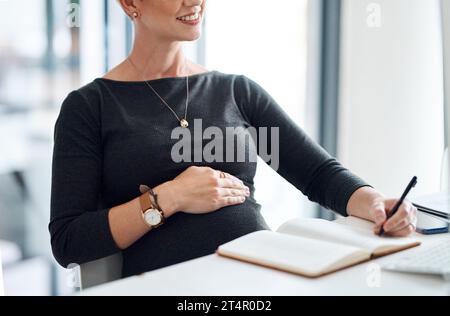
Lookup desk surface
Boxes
[81,218,450,296]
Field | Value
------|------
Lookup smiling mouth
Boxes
[176,12,201,22]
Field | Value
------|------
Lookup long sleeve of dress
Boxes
[234,75,370,216]
[49,91,119,268]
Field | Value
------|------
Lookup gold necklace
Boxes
[127,57,190,128]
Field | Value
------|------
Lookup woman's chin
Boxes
[179,32,202,42]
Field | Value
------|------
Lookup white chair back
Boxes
[79,253,123,290]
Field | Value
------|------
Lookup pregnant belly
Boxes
[122,200,269,277]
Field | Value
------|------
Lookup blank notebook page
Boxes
[217,230,365,276]
[277,218,418,253]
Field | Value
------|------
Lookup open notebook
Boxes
[217,217,421,278]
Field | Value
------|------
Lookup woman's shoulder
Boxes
[212,71,264,95]
[212,71,258,87]
[63,80,103,106]
[206,70,257,91]
[59,81,104,122]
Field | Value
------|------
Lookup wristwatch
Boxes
[139,189,165,229]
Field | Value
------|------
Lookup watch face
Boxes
[144,209,162,226]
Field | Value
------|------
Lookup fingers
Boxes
[370,198,417,237]
[204,168,251,208]
[385,223,416,237]
[216,170,244,184]
[383,201,414,231]
[219,196,247,207]
[370,199,388,235]
[216,183,250,208]
[220,188,250,198]
[213,171,249,208]
[382,201,417,236]
[212,187,248,208]
[373,225,383,235]
[218,178,249,191]
[369,200,387,227]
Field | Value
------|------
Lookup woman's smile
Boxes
[176,10,202,26]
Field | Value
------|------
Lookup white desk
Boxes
[81,217,450,296]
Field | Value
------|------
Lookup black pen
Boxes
[379,176,418,236]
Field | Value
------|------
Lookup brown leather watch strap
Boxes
[139,192,153,213]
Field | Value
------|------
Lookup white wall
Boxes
[339,0,445,198]
[443,0,450,190]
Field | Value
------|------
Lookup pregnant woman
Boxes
[49,0,417,278]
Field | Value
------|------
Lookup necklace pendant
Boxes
[180,119,189,128]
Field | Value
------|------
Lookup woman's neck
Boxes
[127,25,189,79]
[103,27,208,82]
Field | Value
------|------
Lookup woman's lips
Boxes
[176,13,201,26]
[178,18,200,26]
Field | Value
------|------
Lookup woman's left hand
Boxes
[347,187,418,237]
[369,198,418,237]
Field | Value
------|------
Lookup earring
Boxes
[132,12,139,18]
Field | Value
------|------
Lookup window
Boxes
[204,0,314,229]
[0,0,81,295]
[339,0,445,197]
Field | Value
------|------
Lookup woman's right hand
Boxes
[164,166,250,215]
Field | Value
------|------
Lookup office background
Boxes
[0,0,445,295]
